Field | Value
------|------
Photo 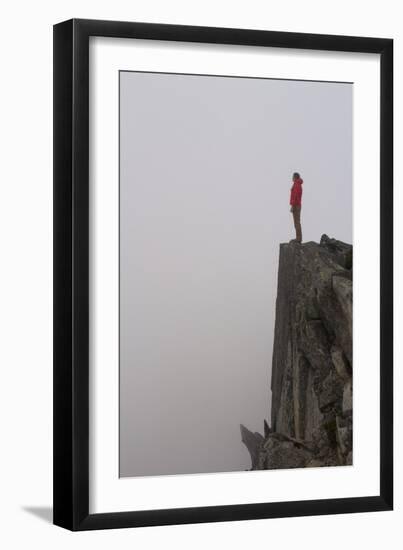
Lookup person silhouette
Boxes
[290,172,303,243]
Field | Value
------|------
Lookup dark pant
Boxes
[292,205,302,242]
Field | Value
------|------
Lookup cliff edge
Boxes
[241,234,353,469]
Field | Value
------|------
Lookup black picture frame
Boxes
[53,18,393,531]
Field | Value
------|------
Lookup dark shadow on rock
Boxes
[22,506,53,523]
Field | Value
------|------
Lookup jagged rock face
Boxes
[241,235,352,470]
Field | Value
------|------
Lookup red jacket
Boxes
[290,177,303,207]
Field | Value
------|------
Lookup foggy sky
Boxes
[119,71,352,477]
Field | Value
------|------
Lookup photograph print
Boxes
[119,70,353,478]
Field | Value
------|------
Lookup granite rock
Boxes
[241,235,353,470]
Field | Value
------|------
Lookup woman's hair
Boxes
[293,172,300,179]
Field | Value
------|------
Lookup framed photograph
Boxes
[53,19,393,530]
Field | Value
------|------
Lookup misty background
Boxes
[119,71,352,477]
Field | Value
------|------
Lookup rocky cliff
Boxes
[241,235,352,470]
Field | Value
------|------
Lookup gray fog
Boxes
[119,71,352,477]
